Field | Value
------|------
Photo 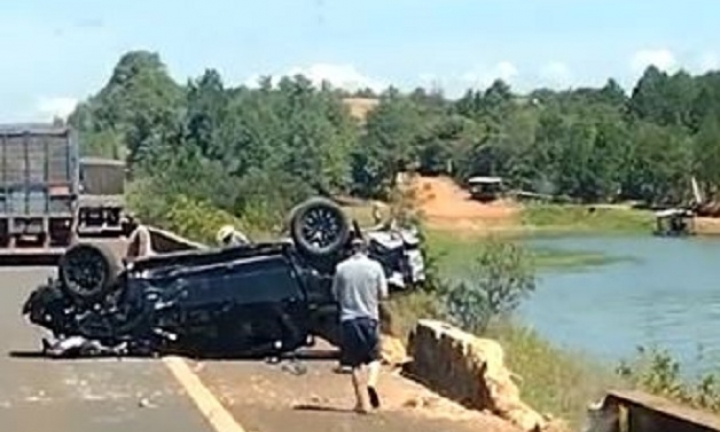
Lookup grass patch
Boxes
[520,203,654,234]
[424,228,622,278]
[485,321,626,427]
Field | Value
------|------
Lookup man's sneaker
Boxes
[367,386,381,409]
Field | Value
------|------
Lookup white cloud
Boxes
[242,73,264,88]
[245,63,386,93]
[494,61,519,81]
[539,61,572,87]
[698,52,719,72]
[418,72,436,85]
[417,73,448,92]
[630,49,677,73]
[460,61,519,89]
[36,97,78,120]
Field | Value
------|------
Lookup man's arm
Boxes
[376,263,389,300]
[331,270,342,301]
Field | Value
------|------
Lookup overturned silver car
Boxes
[21,197,426,358]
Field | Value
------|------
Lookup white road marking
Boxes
[163,356,247,432]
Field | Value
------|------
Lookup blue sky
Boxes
[2,0,718,121]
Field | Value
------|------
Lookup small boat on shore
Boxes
[653,208,696,237]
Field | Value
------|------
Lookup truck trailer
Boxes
[0,123,79,255]
[0,122,127,257]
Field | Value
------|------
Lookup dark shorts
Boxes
[339,317,380,367]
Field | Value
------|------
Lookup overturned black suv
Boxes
[22,197,426,359]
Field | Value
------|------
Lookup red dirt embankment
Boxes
[410,176,520,233]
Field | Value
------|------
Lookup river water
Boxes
[517,234,720,377]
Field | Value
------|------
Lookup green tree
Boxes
[67,49,720,223]
[354,94,423,197]
[693,113,720,197]
[445,237,537,334]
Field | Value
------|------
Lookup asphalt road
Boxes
[0,265,213,432]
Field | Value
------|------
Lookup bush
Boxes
[382,291,445,340]
[386,173,424,227]
[125,177,174,226]
[444,236,536,333]
[232,166,317,233]
[617,346,720,413]
[163,195,250,245]
[127,180,260,245]
[126,162,302,239]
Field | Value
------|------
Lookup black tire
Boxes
[58,242,121,301]
[289,197,350,258]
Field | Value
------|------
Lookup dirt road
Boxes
[411,176,519,232]
[0,259,519,432]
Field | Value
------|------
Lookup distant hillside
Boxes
[342,97,380,123]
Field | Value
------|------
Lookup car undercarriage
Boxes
[21,197,427,359]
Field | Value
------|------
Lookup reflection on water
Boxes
[518,235,720,376]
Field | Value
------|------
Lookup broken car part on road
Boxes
[21,197,427,359]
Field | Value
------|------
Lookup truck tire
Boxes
[289,197,350,258]
[58,242,121,302]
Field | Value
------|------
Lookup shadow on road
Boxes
[7,350,48,359]
[292,404,356,414]
[6,347,340,361]
[6,349,149,361]
[0,255,59,267]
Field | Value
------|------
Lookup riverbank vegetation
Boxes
[520,203,654,234]
[69,50,720,428]
[425,228,628,275]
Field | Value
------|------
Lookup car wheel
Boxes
[289,197,350,258]
[58,242,121,302]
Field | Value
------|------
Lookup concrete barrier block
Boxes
[407,319,548,432]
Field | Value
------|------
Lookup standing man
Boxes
[331,236,389,414]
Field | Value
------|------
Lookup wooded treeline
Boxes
[68,50,720,221]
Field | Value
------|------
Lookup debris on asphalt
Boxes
[24,389,51,403]
[279,358,308,376]
[137,397,157,408]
